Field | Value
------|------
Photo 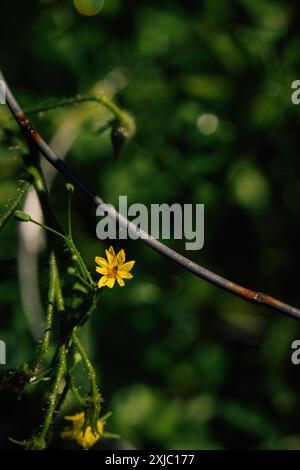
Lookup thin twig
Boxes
[24,95,129,128]
[1,69,300,320]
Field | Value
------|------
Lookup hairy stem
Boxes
[38,344,66,444]
[67,372,85,406]
[72,331,101,431]
[54,259,65,314]
[24,95,132,131]
[29,251,57,373]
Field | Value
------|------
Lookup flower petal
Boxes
[115,249,125,266]
[74,426,98,449]
[96,266,108,275]
[119,260,135,272]
[118,270,133,280]
[64,412,85,424]
[117,275,125,287]
[106,277,116,288]
[105,246,115,264]
[61,412,104,449]
[95,256,108,268]
[98,275,108,289]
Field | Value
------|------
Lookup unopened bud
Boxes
[111,125,130,159]
[66,183,74,194]
[14,210,31,222]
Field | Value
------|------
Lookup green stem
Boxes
[72,332,97,398]
[72,331,101,431]
[24,95,131,130]
[102,432,121,440]
[30,218,67,242]
[29,368,52,385]
[39,345,66,443]
[68,238,93,285]
[28,217,93,286]
[29,251,57,373]
[25,161,94,289]
[26,164,91,284]
[67,189,73,240]
[72,270,94,291]
[54,259,65,313]
[26,165,46,195]
[98,96,127,126]
[78,296,98,327]
[68,372,85,406]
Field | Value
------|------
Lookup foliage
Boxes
[0,0,300,450]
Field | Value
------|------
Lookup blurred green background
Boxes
[1,0,300,450]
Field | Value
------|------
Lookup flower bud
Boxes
[66,183,74,194]
[14,210,31,222]
[111,125,130,159]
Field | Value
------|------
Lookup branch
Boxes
[1,69,300,320]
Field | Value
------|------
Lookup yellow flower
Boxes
[61,412,104,449]
[95,246,135,289]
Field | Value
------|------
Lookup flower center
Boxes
[107,266,118,278]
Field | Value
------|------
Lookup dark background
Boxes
[0,0,300,450]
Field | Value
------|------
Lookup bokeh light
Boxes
[74,0,104,17]
[197,113,219,135]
